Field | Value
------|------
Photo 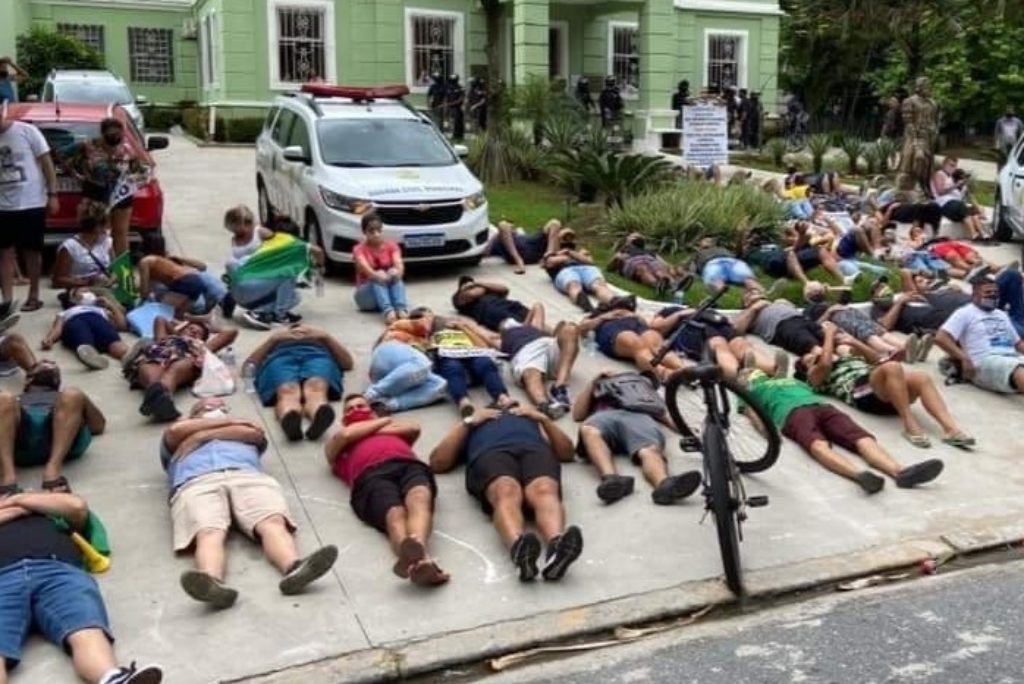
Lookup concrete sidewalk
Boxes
[15,136,1024,683]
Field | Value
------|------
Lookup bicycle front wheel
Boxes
[704,423,743,596]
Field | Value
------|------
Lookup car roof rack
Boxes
[300,84,410,102]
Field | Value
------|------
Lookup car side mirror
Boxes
[282,145,310,164]
[452,144,468,158]
[135,94,149,105]
[146,135,169,151]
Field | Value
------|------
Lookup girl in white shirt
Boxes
[224,205,273,272]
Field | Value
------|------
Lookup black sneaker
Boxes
[541,525,583,581]
[180,570,238,609]
[596,474,634,504]
[150,387,181,424]
[219,293,236,320]
[895,459,944,488]
[104,662,163,684]
[549,384,571,409]
[855,471,885,495]
[281,410,303,442]
[651,471,702,505]
[510,532,542,582]
[276,311,302,324]
[573,290,594,312]
[279,545,339,595]
[240,310,274,330]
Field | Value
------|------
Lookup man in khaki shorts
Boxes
[160,397,338,609]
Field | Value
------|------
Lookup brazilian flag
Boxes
[110,251,138,309]
[228,232,313,287]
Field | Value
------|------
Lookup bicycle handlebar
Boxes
[650,285,731,368]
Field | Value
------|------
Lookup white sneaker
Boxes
[76,344,110,370]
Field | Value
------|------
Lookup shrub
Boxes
[568,151,674,209]
[874,138,899,173]
[862,143,882,175]
[142,106,180,132]
[542,113,585,155]
[180,107,208,140]
[806,134,832,174]
[514,74,554,145]
[15,27,103,97]
[838,136,865,175]
[470,130,517,184]
[764,137,787,167]
[223,117,265,143]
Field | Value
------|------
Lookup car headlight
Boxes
[320,187,372,214]
[464,192,487,211]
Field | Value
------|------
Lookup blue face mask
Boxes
[978,296,998,311]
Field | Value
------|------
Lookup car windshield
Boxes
[55,81,133,105]
[316,118,456,167]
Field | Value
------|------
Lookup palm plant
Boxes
[874,137,899,173]
[515,75,554,146]
[838,136,865,175]
[862,143,882,175]
[764,137,788,168]
[542,113,585,156]
[570,151,675,209]
[806,133,832,174]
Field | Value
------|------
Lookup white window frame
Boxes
[404,7,465,94]
[607,20,639,100]
[266,0,336,91]
[200,10,221,88]
[703,29,748,91]
[549,20,569,82]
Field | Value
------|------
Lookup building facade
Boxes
[2,0,781,136]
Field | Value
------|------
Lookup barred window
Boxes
[706,33,744,91]
[57,23,105,57]
[408,11,463,89]
[609,24,639,98]
[127,28,174,84]
[275,5,327,84]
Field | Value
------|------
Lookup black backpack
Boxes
[594,372,665,416]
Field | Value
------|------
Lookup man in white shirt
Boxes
[0,104,59,314]
[994,106,1024,165]
[936,269,1024,394]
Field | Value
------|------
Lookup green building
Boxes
[1,0,781,144]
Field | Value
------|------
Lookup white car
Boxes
[255,84,489,267]
[42,70,146,134]
[994,136,1024,241]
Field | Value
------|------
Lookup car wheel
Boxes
[306,211,342,276]
[993,189,1012,242]
[257,178,274,226]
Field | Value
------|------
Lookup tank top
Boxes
[59,235,112,280]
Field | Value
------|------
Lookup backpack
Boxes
[594,372,665,416]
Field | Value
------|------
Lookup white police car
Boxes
[255,84,489,267]
[994,135,1024,241]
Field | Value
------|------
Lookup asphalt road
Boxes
[485,559,1024,684]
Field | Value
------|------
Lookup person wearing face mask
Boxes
[541,228,621,312]
[0,361,106,495]
[160,398,338,609]
[936,268,1024,395]
[40,288,130,370]
[606,232,690,297]
[57,117,151,257]
[324,394,448,587]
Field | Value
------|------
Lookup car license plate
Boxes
[57,177,81,193]
[405,233,445,249]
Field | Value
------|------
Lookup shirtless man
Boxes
[138,254,219,318]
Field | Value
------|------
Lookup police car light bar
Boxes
[300,84,410,100]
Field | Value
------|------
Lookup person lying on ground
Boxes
[607,232,689,297]
[0,361,105,495]
[925,238,995,277]
[742,230,841,286]
[541,227,620,312]
[732,289,827,358]
[572,371,702,505]
[689,235,763,294]
[0,331,36,377]
[364,329,448,415]
[879,224,962,278]
[930,157,988,242]
[124,318,237,423]
[452,276,544,332]
[41,288,129,370]
[430,406,583,582]
[406,307,515,417]
[484,218,562,274]
[784,218,848,283]
[650,302,787,378]
[935,268,1024,395]
[138,254,217,319]
[796,321,974,449]
[784,170,842,197]
[869,272,964,350]
[762,178,814,220]
[51,200,116,291]
[737,369,944,495]
[824,214,890,281]
[161,398,339,609]
[0,490,163,683]
[245,324,354,442]
[577,300,690,382]
[325,395,448,587]
[353,212,409,323]
[802,281,906,358]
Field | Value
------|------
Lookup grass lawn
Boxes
[484,179,893,309]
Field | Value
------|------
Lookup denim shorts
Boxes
[255,344,343,406]
[701,258,755,287]
[0,559,112,668]
[554,265,604,293]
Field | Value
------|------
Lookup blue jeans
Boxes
[154,271,227,314]
[838,259,888,278]
[903,252,948,274]
[701,257,755,287]
[998,269,1024,337]
[354,280,408,315]
[0,559,112,667]
[231,277,300,316]
[435,355,507,403]
[366,341,447,412]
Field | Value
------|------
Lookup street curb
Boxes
[229,531,1013,684]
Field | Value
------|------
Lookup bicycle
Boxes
[651,286,781,596]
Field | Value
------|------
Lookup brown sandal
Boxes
[20,300,42,312]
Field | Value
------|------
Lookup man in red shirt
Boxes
[324,394,448,586]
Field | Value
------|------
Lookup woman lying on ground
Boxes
[606,233,691,297]
[40,287,130,370]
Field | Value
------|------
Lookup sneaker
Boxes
[855,471,885,495]
[0,311,19,335]
[510,532,542,582]
[895,459,944,489]
[276,311,302,324]
[596,474,634,504]
[573,290,593,313]
[281,410,303,442]
[180,570,238,609]
[904,334,920,365]
[540,401,567,420]
[279,545,339,595]
[219,293,236,320]
[240,310,274,330]
[549,384,571,410]
[305,404,335,441]
[102,662,163,684]
[0,299,19,319]
[916,333,935,363]
[541,525,583,581]
[76,344,109,370]
[651,471,702,505]
[149,386,181,423]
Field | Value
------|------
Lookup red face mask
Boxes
[343,407,375,425]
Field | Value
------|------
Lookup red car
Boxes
[6,102,168,253]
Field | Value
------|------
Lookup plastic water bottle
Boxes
[220,346,236,369]
[242,361,257,394]
[583,332,598,357]
[314,270,325,298]
[672,289,686,306]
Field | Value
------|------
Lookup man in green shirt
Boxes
[737,368,944,494]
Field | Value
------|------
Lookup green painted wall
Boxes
[27,2,197,104]
[0,0,33,60]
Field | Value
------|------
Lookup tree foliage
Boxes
[16,27,103,98]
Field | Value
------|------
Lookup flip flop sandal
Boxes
[392,537,427,579]
[281,411,303,442]
[942,433,976,449]
[0,483,22,498]
[409,559,450,587]
[305,405,335,441]
[42,476,71,493]
[902,432,932,449]
[19,300,42,312]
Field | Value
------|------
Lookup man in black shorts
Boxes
[572,371,701,505]
[733,289,827,356]
[484,219,561,274]
[430,406,583,582]
[869,271,969,335]
[452,276,543,331]
[325,394,447,586]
